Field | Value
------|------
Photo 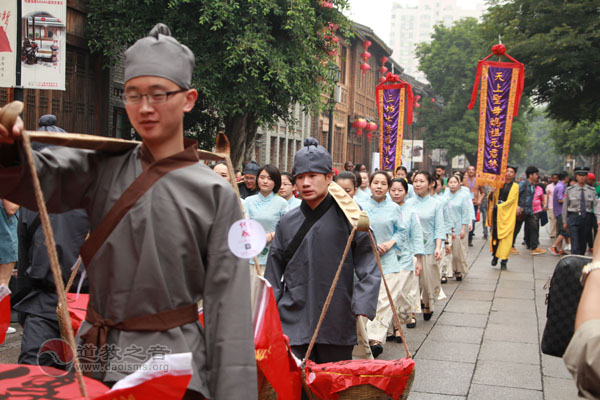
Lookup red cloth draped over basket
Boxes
[304,358,415,400]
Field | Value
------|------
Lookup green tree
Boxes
[550,119,600,157]
[523,109,565,173]
[415,18,529,166]
[87,0,351,166]
[482,0,600,124]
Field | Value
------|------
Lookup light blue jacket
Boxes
[286,195,302,211]
[358,196,403,274]
[460,186,476,220]
[395,202,424,271]
[355,187,371,204]
[405,194,445,255]
[244,192,289,264]
[444,189,472,233]
[433,193,453,235]
[407,183,416,199]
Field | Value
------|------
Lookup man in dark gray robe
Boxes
[13,115,89,367]
[0,24,256,399]
[265,138,380,363]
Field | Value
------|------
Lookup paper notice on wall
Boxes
[0,1,17,87]
[21,0,66,90]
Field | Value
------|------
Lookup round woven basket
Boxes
[258,367,415,400]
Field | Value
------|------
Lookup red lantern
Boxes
[415,103,421,108]
[379,66,388,75]
[416,95,421,101]
[361,51,371,62]
[378,76,386,83]
[352,118,367,129]
[379,56,389,65]
[363,40,372,51]
[352,118,367,138]
[366,131,373,141]
[360,63,371,74]
[432,98,436,102]
[366,121,377,132]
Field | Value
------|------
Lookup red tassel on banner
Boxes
[377,72,414,125]
[467,46,525,117]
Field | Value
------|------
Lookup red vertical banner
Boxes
[468,45,524,188]
[376,73,413,171]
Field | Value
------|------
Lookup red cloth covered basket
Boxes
[303,358,415,400]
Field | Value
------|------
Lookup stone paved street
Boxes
[380,225,581,399]
[0,224,583,399]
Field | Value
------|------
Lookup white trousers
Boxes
[440,237,454,278]
[419,254,446,311]
[352,316,374,359]
[367,270,421,344]
[452,234,469,275]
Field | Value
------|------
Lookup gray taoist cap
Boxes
[124,23,195,89]
[292,138,332,177]
[38,114,66,133]
[243,161,261,176]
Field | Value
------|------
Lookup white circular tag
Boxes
[228,218,267,259]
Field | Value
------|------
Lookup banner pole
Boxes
[14,0,23,103]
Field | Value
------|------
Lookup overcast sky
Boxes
[347,0,484,46]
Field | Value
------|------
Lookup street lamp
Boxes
[327,63,341,154]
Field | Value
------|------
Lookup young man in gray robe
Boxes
[265,138,380,363]
[0,24,256,399]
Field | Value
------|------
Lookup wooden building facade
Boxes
[0,1,112,136]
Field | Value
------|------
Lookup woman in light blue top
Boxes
[390,178,424,330]
[243,164,289,272]
[358,172,407,356]
[405,171,446,320]
[445,174,472,280]
[334,171,359,199]
[433,176,454,283]
[395,166,415,199]
[278,172,301,210]
[354,170,371,204]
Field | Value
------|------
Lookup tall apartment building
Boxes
[389,0,483,82]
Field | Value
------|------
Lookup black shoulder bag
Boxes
[541,255,590,357]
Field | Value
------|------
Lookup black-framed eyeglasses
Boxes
[122,89,187,105]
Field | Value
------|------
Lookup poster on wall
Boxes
[21,0,66,90]
[0,1,17,87]
[401,140,423,164]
